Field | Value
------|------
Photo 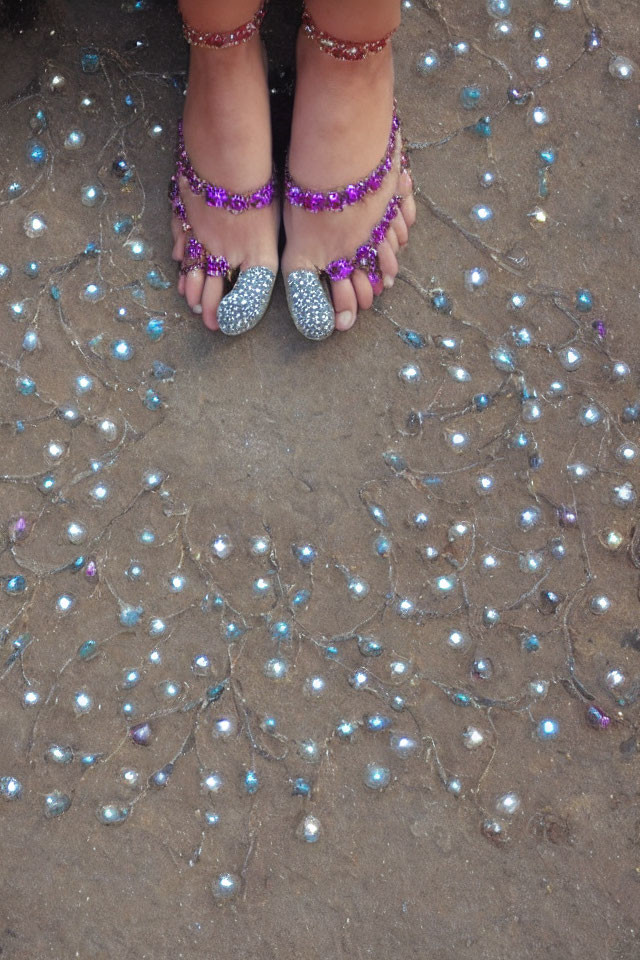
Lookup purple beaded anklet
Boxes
[173,121,276,214]
[285,109,399,213]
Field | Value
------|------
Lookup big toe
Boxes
[217,267,276,336]
[285,269,335,341]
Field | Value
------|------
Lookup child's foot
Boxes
[171,38,279,332]
[281,31,416,338]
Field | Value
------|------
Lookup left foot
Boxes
[281,30,416,335]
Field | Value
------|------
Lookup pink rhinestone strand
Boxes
[285,110,400,213]
[300,7,396,61]
[182,0,268,49]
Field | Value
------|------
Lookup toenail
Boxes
[383,276,394,289]
[337,310,353,328]
[191,304,202,314]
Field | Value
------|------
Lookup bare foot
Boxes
[171,38,279,332]
[281,34,416,336]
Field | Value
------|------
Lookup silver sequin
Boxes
[218,267,275,336]
[286,270,335,340]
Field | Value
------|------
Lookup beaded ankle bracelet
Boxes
[300,5,397,61]
[182,0,268,49]
[285,109,399,213]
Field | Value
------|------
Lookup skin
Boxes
[173,0,416,332]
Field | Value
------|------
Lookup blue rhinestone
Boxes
[469,116,492,137]
[24,260,40,278]
[522,634,540,652]
[364,763,391,790]
[536,717,559,740]
[491,347,516,372]
[244,769,259,795]
[113,216,134,236]
[80,753,101,766]
[431,290,452,313]
[374,535,391,557]
[206,683,226,703]
[538,146,557,166]
[261,715,277,732]
[143,389,162,411]
[382,451,407,472]
[451,691,471,706]
[294,543,317,565]
[50,285,61,300]
[152,361,175,380]
[146,269,171,289]
[77,639,98,660]
[80,47,100,72]
[292,777,311,797]
[5,575,27,595]
[365,713,392,732]
[119,605,143,627]
[225,622,245,640]
[292,588,311,608]
[357,636,383,657]
[271,620,291,641]
[324,645,339,659]
[26,139,47,165]
[397,328,426,348]
[575,289,593,312]
[16,376,36,396]
[110,339,134,361]
[460,85,483,109]
[8,181,24,199]
[84,241,100,257]
[146,317,165,341]
[474,393,492,411]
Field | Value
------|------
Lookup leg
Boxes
[281,0,416,337]
[171,0,279,332]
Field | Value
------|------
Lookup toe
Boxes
[171,217,185,261]
[178,273,186,297]
[330,278,358,330]
[392,210,409,247]
[185,268,205,314]
[353,270,374,312]
[217,267,275,335]
[377,240,398,289]
[285,269,335,340]
[401,193,417,232]
[201,276,223,331]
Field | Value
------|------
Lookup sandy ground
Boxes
[0,0,639,957]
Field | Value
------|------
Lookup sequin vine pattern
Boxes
[1,0,639,903]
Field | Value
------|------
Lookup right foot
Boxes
[171,37,279,331]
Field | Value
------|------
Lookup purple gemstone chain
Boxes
[174,121,276,214]
[180,236,229,277]
[285,110,399,213]
[325,193,401,285]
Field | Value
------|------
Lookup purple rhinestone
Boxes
[345,184,359,204]
[288,185,303,205]
[367,173,383,192]
[129,721,152,745]
[371,224,386,245]
[326,259,354,281]
[586,705,611,729]
[592,319,607,340]
[356,244,374,268]
[204,184,216,207]
[327,191,343,211]
[307,192,325,213]
[230,194,248,213]
[368,268,381,285]
[212,187,227,207]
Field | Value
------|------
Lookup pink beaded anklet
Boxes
[300,5,397,62]
[181,0,268,49]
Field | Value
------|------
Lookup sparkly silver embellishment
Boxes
[217,267,275,336]
[286,270,335,340]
